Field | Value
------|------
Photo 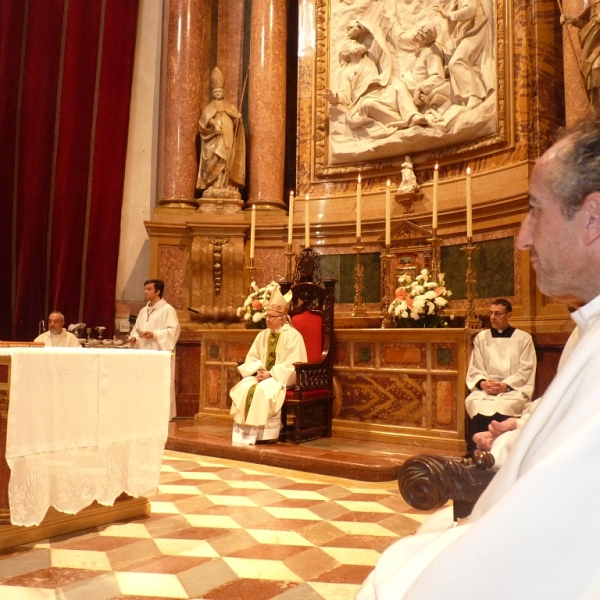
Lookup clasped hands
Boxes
[256,368,272,382]
[480,380,509,395]
[473,418,517,452]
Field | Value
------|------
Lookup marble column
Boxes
[158,0,211,209]
[247,0,288,211]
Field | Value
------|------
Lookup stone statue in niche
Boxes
[196,67,246,202]
[561,1,600,112]
[325,0,497,165]
[397,156,419,193]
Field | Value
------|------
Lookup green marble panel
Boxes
[441,237,514,300]
[321,253,381,303]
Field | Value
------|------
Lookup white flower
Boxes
[412,312,421,320]
[413,285,425,294]
[420,269,428,276]
[428,302,436,314]
[252,311,265,323]
[251,281,258,292]
[237,307,242,317]
[424,290,436,299]
[244,312,251,321]
[401,311,409,319]
[434,297,448,306]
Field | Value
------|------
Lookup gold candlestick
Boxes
[352,239,368,317]
[245,257,258,289]
[284,243,294,281]
[461,237,481,329]
[427,227,440,280]
[381,244,395,328]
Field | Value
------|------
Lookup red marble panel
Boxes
[354,342,376,368]
[205,366,221,407]
[381,343,425,369]
[432,377,457,430]
[176,344,200,394]
[333,341,350,367]
[159,245,186,310]
[431,343,458,370]
[337,373,424,426]
[0,365,7,384]
[225,342,252,362]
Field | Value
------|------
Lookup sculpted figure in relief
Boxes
[397,155,419,194]
[196,67,245,199]
[561,0,600,112]
[325,0,497,165]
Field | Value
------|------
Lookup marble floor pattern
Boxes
[0,450,436,600]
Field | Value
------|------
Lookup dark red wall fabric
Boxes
[0,0,139,340]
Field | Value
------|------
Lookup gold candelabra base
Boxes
[461,237,481,329]
[427,227,440,280]
[351,239,368,317]
[381,244,395,328]
[284,243,294,281]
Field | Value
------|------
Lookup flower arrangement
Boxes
[388,269,452,328]
[237,281,279,329]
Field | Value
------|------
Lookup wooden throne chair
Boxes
[278,277,337,444]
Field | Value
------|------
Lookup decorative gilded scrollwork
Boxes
[208,238,229,296]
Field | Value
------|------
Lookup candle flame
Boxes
[306,194,309,201]
[290,191,294,197]
[252,204,255,210]
[358,174,361,183]
[466,167,471,175]
[435,162,439,171]
[387,179,390,186]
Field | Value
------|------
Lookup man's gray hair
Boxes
[549,114,600,219]
[49,311,65,321]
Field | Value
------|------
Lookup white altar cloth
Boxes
[2,347,172,526]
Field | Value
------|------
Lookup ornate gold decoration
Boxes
[462,238,482,329]
[381,245,395,329]
[208,237,229,296]
[351,239,368,317]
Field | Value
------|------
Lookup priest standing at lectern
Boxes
[230,287,307,444]
[130,279,180,419]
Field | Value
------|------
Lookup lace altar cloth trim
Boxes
[7,437,166,527]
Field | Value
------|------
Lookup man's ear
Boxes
[582,192,600,246]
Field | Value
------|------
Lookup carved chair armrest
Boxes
[397,453,497,519]
[293,360,332,392]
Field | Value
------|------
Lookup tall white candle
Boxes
[287,191,294,245]
[250,204,256,259]
[466,167,473,238]
[385,179,391,246]
[305,194,310,247]
[357,174,362,239]
[433,163,439,229]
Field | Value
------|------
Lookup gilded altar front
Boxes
[193,327,476,452]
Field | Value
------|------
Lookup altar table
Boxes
[0,347,171,534]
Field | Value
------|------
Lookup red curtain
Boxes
[0,0,139,340]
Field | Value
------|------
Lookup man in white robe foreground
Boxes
[129,279,180,419]
[357,114,600,599]
[465,298,536,452]
[230,287,307,444]
[34,311,80,347]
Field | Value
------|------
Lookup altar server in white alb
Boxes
[465,298,536,451]
[34,311,80,347]
[230,286,307,444]
[357,114,600,599]
[129,279,180,418]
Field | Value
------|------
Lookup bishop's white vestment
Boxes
[130,299,180,419]
[230,324,307,444]
[465,327,536,418]
[357,294,600,599]
[34,328,80,348]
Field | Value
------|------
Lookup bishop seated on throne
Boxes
[230,287,307,444]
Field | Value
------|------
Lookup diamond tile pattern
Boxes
[0,450,430,599]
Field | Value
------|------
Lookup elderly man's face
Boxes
[48,313,64,335]
[265,311,285,332]
[517,146,583,299]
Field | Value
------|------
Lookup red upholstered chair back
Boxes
[291,311,323,362]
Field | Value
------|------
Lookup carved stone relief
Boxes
[315,0,505,175]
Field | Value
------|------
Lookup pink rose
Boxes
[435,287,446,296]
[395,289,409,300]
[251,300,262,310]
